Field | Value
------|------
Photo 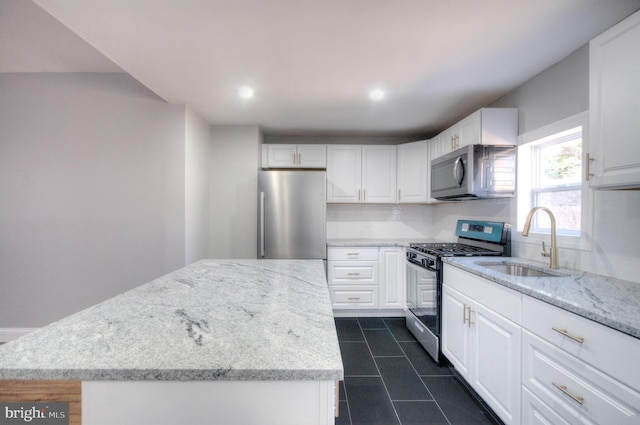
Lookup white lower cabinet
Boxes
[328,246,404,312]
[443,263,640,425]
[522,296,640,425]
[442,266,521,425]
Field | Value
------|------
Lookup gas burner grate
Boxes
[409,242,502,257]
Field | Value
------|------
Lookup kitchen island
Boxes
[0,260,344,425]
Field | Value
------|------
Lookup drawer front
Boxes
[328,247,379,261]
[522,330,640,425]
[330,287,378,309]
[522,387,571,425]
[522,296,640,390]
[443,265,521,324]
[329,262,378,284]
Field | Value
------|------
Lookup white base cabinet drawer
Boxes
[330,287,378,308]
[522,330,640,425]
[328,262,378,284]
[328,247,379,261]
[522,296,640,390]
[522,387,571,425]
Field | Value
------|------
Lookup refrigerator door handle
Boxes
[259,192,266,257]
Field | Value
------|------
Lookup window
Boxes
[515,112,592,250]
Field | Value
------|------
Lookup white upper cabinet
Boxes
[362,145,397,203]
[327,145,397,203]
[326,145,362,203]
[264,144,326,168]
[397,140,428,203]
[589,10,640,189]
[437,108,518,154]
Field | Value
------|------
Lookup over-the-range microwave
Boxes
[430,144,516,201]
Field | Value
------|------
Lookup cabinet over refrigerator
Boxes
[258,170,327,259]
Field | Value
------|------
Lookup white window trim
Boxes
[511,111,593,252]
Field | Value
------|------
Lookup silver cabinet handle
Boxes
[298,152,301,164]
[552,327,585,343]
[398,189,401,200]
[347,273,361,277]
[259,192,266,257]
[552,382,584,405]
[585,153,595,181]
[463,304,474,327]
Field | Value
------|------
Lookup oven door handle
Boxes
[406,260,437,274]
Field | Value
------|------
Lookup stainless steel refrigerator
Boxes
[258,170,326,259]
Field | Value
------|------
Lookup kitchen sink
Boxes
[477,262,568,278]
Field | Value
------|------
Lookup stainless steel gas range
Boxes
[405,220,511,364]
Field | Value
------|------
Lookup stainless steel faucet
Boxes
[522,206,559,269]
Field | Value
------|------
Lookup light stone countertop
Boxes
[0,260,344,381]
[443,257,640,339]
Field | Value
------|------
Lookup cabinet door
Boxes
[472,301,521,425]
[426,136,445,204]
[458,110,481,148]
[327,146,362,203]
[379,247,404,309]
[440,126,459,152]
[397,141,427,203]
[362,146,397,203]
[297,144,326,168]
[589,10,640,189]
[267,144,297,167]
[441,284,472,381]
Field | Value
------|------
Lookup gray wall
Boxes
[185,106,212,264]
[208,125,261,259]
[490,45,590,134]
[0,73,187,328]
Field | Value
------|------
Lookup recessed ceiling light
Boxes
[238,86,254,99]
[369,89,385,101]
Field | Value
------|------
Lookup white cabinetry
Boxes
[328,246,404,313]
[521,296,640,425]
[435,108,518,154]
[378,247,405,309]
[589,10,640,189]
[327,145,396,203]
[397,140,428,203]
[328,247,379,309]
[442,265,521,425]
[264,144,326,168]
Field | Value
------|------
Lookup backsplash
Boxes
[327,192,640,284]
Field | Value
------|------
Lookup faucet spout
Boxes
[522,206,559,269]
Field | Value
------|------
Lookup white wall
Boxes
[0,73,187,328]
[185,106,211,265]
[208,126,261,258]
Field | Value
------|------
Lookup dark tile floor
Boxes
[335,317,504,425]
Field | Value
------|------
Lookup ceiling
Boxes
[3,0,640,136]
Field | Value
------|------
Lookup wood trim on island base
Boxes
[0,380,81,425]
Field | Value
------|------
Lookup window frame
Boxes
[512,111,593,252]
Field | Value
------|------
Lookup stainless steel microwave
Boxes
[430,144,516,200]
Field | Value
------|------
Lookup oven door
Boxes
[406,261,438,334]
[406,260,441,362]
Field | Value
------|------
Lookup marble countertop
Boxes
[443,257,640,339]
[0,260,344,381]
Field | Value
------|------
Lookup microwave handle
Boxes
[453,156,465,186]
